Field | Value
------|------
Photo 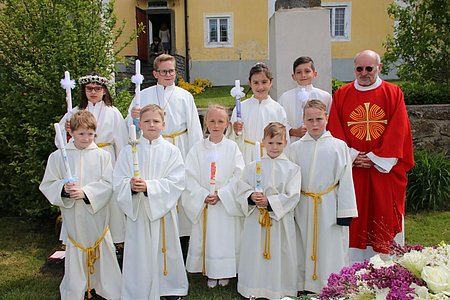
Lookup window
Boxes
[322,2,351,41]
[205,15,233,47]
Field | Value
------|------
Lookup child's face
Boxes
[292,63,317,86]
[139,110,165,141]
[206,108,229,141]
[303,107,328,140]
[153,60,176,87]
[262,135,287,159]
[85,83,105,104]
[250,72,272,100]
[72,127,95,150]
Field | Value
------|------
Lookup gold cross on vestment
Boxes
[347,102,388,141]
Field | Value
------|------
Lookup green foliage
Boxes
[0,0,136,217]
[406,149,450,213]
[332,77,345,94]
[383,0,450,84]
[397,81,450,105]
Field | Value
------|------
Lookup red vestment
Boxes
[328,80,414,253]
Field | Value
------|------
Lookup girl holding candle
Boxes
[182,104,245,288]
[113,104,188,300]
[56,72,128,245]
[237,122,301,299]
[229,62,289,163]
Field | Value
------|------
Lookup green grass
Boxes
[194,85,250,108]
[1,212,448,299]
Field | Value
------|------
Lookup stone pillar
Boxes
[269,1,332,99]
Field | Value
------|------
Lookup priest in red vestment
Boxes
[328,50,414,262]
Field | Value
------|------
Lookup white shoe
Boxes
[207,279,218,288]
[218,279,229,286]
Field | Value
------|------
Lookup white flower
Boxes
[369,254,395,269]
[399,250,428,278]
[421,265,450,294]
[411,283,430,299]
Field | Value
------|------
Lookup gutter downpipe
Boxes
[184,0,190,82]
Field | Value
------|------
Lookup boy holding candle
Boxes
[289,100,358,293]
[40,110,121,300]
[237,122,301,299]
[278,56,332,142]
[126,54,203,255]
[114,104,188,300]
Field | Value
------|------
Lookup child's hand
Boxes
[289,126,307,138]
[131,177,147,193]
[251,192,268,207]
[131,106,141,119]
[233,121,243,135]
[65,183,85,200]
[205,192,220,205]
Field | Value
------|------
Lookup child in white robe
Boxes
[230,62,289,163]
[237,122,301,299]
[56,73,128,244]
[40,110,121,300]
[114,104,188,300]
[182,105,245,288]
[127,54,203,253]
[278,56,332,143]
[289,100,358,293]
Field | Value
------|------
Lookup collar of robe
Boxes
[353,76,382,91]
[140,135,164,146]
[66,140,98,151]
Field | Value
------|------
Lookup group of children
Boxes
[40,54,358,300]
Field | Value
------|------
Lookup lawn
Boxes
[194,85,250,108]
[1,211,449,299]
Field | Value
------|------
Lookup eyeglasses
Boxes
[355,66,376,73]
[86,86,103,93]
[156,69,176,76]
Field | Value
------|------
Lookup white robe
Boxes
[289,132,358,293]
[229,96,289,164]
[39,142,121,300]
[237,153,301,299]
[113,136,188,299]
[56,101,128,243]
[126,83,203,236]
[182,137,245,279]
[278,85,332,142]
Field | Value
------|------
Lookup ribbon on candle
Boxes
[54,123,75,183]
[129,125,140,178]
[131,59,144,137]
[255,142,263,192]
[60,71,75,115]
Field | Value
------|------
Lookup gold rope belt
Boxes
[202,205,208,275]
[96,143,112,148]
[244,139,264,157]
[301,183,339,280]
[68,226,109,299]
[163,129,188,145]
[161,216,168,276]
[258,207,272,259]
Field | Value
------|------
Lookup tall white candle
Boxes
[255,142,263,192]
[129,124,137,141]
[54,123,73,181]
[64,71,73,114]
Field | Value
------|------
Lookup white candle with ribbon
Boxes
[231,79,245,135]
[129,124,140,178]
[54,123,74,182]
[60,71,75,115]
[131,59,144,137]
[255,142,263,192]
[209,144,218,196]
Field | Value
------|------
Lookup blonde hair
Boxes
[263,122,286,140]
[70,110,96,132]
[303,100,327,115]
[203,104,230,135]
[153,54,176,70]
[140,104,165,121]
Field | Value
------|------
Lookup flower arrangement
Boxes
[178,77,212,95]
[319,242,450,299]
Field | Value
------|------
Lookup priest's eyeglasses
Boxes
[86,86,104,93]
[355,66,375,73]
[156,69,176,76]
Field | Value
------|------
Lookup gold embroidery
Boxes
[347,102,387,141]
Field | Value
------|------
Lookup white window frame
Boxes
[322,2,352,41]
[204,14,233,48]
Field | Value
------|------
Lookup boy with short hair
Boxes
[279,56,332,142]
[289,100,358,294]
[40,110,121,300]
[237,122,301,299]
[126,54,203,251]
[115,104,188,300]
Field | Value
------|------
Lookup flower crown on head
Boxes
[78,74,112,86]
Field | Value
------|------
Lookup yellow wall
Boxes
[187,0,268,61]
[323,0,394,59]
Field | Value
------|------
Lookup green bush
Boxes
[398,81,450,105]
[332,77,345,94]
[406,149,450,213]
